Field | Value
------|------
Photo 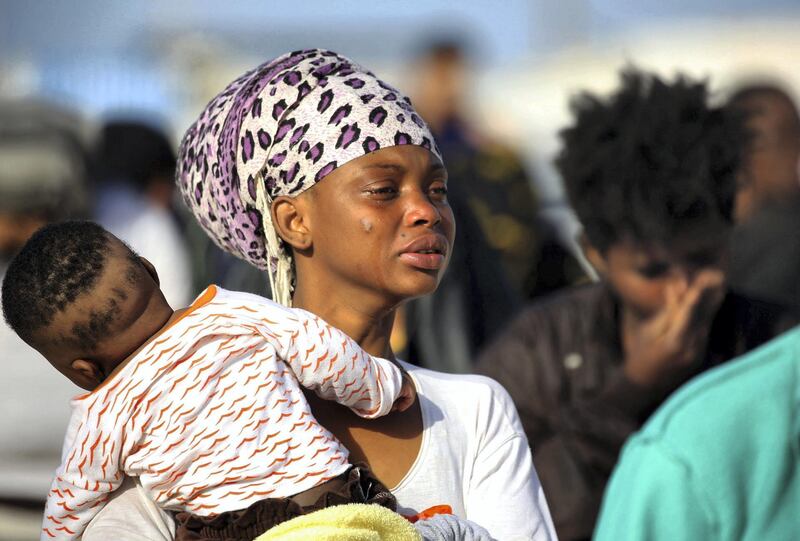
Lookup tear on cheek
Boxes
[360,218,373,233]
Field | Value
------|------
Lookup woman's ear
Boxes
[579,232,608,277]
[70,359,105,390]
[272,195,312,251]
[139,256,160,285]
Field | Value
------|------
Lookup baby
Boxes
[1,221,414,540]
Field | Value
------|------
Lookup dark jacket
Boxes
[476,282,799,541]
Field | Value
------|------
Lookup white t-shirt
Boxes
[83,363,556,541]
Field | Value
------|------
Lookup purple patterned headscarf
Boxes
[177,49,441,305]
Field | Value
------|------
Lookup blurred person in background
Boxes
[0,100,89,511]
[727,84,800,309]
[394,39,583,373]
[94,120,270,304]
[476,68,799,541]
[410,38,582,296]
[92,118,193,307]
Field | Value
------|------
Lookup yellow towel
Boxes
[253,503,422,541]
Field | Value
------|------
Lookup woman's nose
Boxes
[404,191,442,227]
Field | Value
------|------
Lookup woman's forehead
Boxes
[310,145,445,188]
[340,145,445,173]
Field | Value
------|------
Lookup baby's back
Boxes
[65,286,351,516]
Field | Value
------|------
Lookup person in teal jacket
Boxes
[594,325,800,540]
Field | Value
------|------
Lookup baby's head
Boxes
[2,221,173,390]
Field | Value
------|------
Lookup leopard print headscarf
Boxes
[177,49,441,305]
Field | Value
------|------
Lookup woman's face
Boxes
[302,145,455,303]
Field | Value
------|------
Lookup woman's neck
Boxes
[291,284,397,359]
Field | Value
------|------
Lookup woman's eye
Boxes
[429,184,448,198]
[364,184,398,198]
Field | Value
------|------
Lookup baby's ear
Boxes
[70,359,105,391]
[139,256,161,286]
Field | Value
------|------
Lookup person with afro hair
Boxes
[476,67,799,541]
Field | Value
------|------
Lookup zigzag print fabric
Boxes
[41,285,402,540]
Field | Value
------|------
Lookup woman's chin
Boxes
[391,272,443,299]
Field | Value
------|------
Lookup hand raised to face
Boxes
[621,269,726,389]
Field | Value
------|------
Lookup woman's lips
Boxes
[398,234,449,270]
[399,252,446,270]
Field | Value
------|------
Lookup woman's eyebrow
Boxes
[362,163,404,172]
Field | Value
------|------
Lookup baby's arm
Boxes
[42,473,119,540]
[259,305,407,418]
[41,413,123,539]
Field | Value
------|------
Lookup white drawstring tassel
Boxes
[253,169,295,307]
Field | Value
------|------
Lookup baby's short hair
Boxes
[2,220,132,349]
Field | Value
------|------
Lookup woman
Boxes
[82,49,555,541]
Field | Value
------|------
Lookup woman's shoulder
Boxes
[207,286,280,308]
[203,286,305,321]
[402,362,509,395]
[400,362,524,435]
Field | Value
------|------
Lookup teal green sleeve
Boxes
[593,438,714,541]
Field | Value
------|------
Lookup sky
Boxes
[2,1,798,116]
[4,0,799,65]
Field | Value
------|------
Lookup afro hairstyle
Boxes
[555,67,749,253]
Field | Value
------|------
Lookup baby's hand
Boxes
[391,371,416,413]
